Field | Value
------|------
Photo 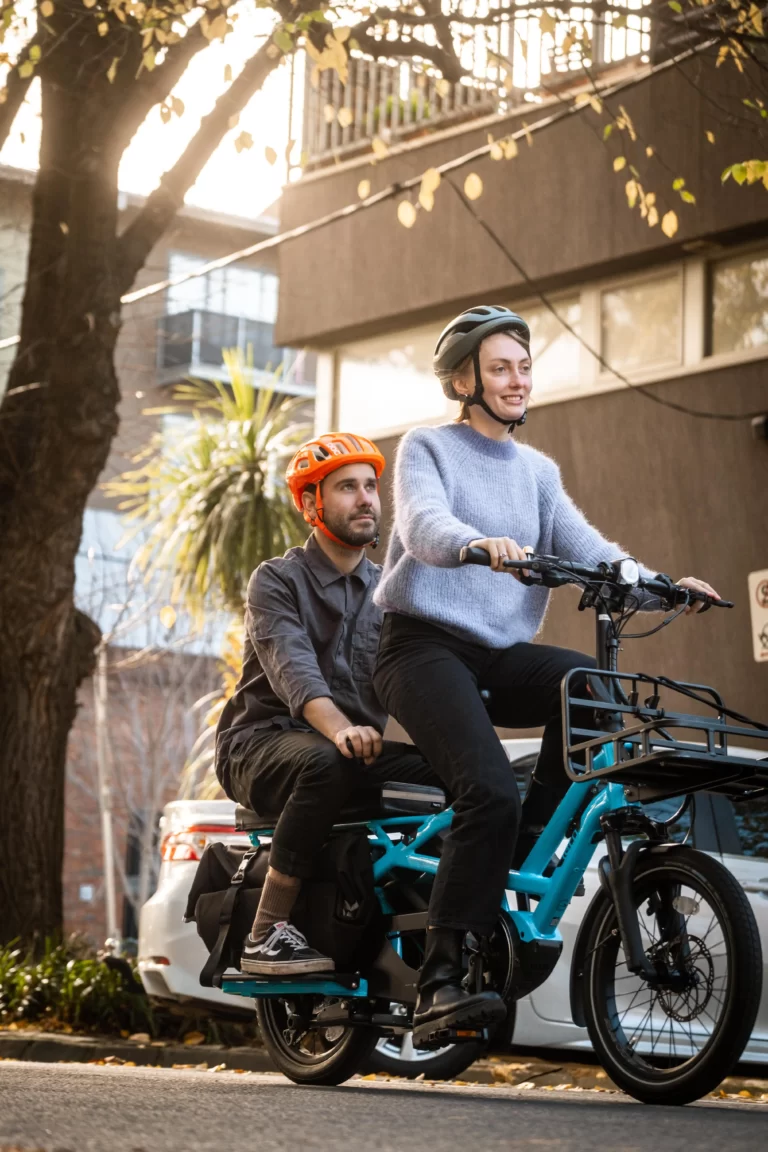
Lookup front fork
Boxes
[598,810,687,986]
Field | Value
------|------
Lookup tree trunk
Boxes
[0,60,124,945]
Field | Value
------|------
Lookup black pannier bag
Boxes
[185,831,382,987]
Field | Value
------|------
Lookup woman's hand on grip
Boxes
[468,537,532,579]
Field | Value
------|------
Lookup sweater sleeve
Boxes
[394,429,485,568]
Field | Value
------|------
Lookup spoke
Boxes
[399,1032,415,1062]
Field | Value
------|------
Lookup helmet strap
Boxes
[467,347,527,434]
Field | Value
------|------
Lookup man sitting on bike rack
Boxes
[215,433,438,977]
[373,305,720,1046]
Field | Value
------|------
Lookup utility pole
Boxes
[93,641,120,951]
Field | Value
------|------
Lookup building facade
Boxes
[275,47,768,728]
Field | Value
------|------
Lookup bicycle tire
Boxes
[256,997,379,1086]
[581,845,762,1106]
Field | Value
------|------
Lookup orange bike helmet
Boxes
[285,433,386,549]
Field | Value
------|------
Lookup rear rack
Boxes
[562,668,768,803]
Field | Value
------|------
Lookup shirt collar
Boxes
[303,534,374,588]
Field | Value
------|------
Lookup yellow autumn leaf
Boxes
[418,188,435,212]
[323,104,335,124]
[234,131,254,153]
[502,137,518,159]
[371,136,389,159]
[464,173,483,201]
[489,142,503,161]
[646,146,654,158]
[706,130,715,144]
[142,46,156,72]
[171,96,184,118]
[207,14,228,42]
[397,200,417,229]
[83,0,97,7]
[661,210,678,238]
[435,78,451,98]
[645,192,656,207]
[421,168,441,195]
[18,60,33,79]
[98,21,108,36]
[264,145,277,165]
[106,57,118,84]
[159,606,177,630]
[224,63,233,83]
[357,179,371,199]
[41,0,54,15]
[648,205,659,228]
[334,26,351,43]
[338,107,353,129]
[160,103,172,124]
[625,179,638,208]
[613,156,627,172]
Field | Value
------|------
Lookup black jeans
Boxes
[373,613,596,936]
[227,727,438,879]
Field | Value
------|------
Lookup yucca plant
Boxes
[105,349,311,617]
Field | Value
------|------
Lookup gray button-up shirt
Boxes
[216,536,387,791]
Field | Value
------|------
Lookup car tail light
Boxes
[160,824,235,863]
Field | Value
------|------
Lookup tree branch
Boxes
[116,37,282,291]
[0,32,42,153]
[113,19,210,147]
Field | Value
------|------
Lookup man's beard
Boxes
[322,508,380,547]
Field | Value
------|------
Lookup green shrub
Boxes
[0,938,155,1036]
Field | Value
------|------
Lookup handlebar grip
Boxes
[459,545,492,566]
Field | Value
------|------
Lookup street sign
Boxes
[747,569,768,664]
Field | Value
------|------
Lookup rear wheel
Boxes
[256,997,378,1086]
[581,845,762,1106]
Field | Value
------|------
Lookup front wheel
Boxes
[581,845,762,1106]
[256,997,378,1085]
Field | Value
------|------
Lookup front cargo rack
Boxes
[562,668,768,803]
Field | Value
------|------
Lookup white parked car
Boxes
[138,740,768,1074]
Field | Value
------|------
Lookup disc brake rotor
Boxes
[655,936,715,1023]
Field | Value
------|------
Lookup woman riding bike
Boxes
[372,304,720,1045]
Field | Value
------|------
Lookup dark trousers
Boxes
[373,613,596,936]
[227,727,438,879]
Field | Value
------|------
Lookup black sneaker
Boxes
[240,922,334,976]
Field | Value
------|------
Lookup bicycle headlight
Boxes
[616,558,640,586]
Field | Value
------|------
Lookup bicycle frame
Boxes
[221,749,627,1002]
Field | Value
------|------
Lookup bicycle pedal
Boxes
[413,1025,487,1051]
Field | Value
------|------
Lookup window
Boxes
[338,323,455,436]
[600,271,682,374]
[167,252,278,324]
[523,295,582,400]
[710,248,768,356]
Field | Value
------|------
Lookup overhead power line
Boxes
[2,33,764,421]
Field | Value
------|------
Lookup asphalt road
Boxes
[1,1062,765,1152]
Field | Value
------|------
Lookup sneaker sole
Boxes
[240,956,335,976]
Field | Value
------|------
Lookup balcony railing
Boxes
[157,310,317,397]
[298,3,652,170]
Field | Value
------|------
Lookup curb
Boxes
[0,1031,273,1072]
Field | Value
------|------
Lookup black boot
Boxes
[412,928,506,1049]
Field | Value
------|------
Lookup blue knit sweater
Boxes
[374,422,655,648]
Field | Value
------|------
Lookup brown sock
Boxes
[252,869,301,942]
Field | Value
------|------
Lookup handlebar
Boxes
[458,546,733,611]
